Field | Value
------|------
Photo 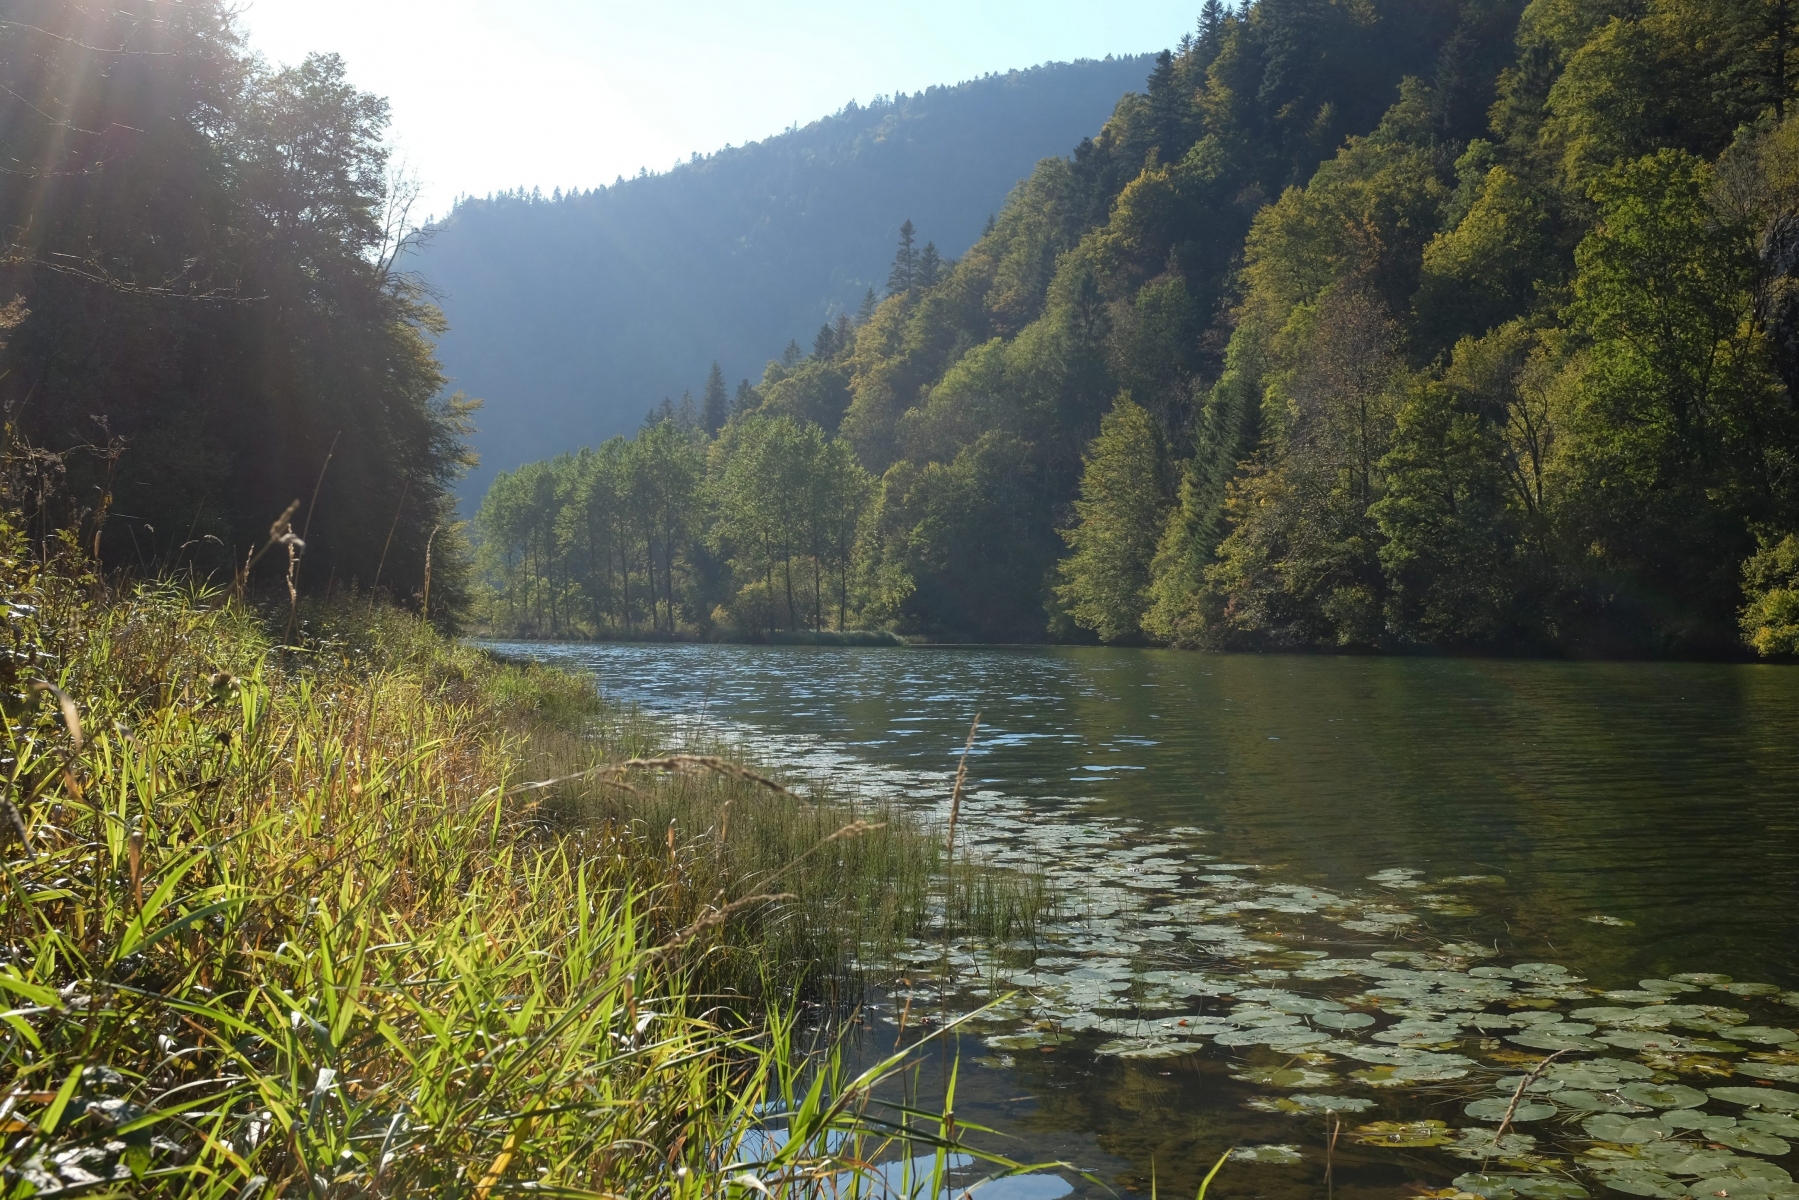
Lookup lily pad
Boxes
[1510,1030,1604,1051]
[1716,982,1782,997]
[1670,972,1732,986]
[1584,1167,1689,1198]
[1706,1126,1792,1156]
[1746,1113,1799,1137]
[1616,1082,1708,1109]
[1740,1063,1799,1083]
[1584,915,1634,927]
[1466,1097,1558,1122]
[1638,979,1700,995]
[1254,1093,1376,1115]
[1556,1091,1650,1114]
[1354,1119,1455,1148]
[1548,1059,1656,1088]
[1582,1114,1676,1144]
[1661,1109,1738,1132]
[1711,1087,1799,1112]
[985,1032,1076,1050]
[1231,1066,1337,1088]
[1457,1175,1591,1200]
[1229,1144,1303,1165]
[1449,1127,1540,1161]
[1094,1038,1194,1059]
[1730,1026,1799,1045]
[1313,1010,1375,1030]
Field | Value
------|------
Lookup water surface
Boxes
[487,642,1799,1198]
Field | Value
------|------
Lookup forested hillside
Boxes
[489,0,1799,657]
[0,0,466,609]
[415,55,1155,502]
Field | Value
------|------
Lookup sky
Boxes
[235,1,1202,219]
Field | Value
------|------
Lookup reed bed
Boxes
[0,526,1053,1198]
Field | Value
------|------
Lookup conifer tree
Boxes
[813,323,837,359]
[701,361,729,435]
[857,288,878,322]
[886,219,918,295]
[918,242,943,289]
[733,379,758,416]
[833,312,855,350]
[782,339,803,367]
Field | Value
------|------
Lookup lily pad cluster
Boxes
[713,719,1799,1199]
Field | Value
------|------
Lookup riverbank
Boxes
[0,528,1047,1196]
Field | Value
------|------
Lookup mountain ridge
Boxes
[414,53,1157,503]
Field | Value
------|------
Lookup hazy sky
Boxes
[236,2,1200,218]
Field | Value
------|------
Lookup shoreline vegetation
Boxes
[0,517,1055,1197]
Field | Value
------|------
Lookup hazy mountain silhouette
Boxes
[414,54,1155,502]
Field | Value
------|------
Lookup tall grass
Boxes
[0,526,1053,1197]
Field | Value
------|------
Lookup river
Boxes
[485,642,1799,1200]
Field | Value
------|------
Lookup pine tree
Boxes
[782,339,803,367]
[833,312,855,350]
[886,219,918,296]
[813,323,837,359]
[701,360,729,435]
[857,288,878,323]
[917,241,943,289]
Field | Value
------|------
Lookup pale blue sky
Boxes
[237,2,1201,218]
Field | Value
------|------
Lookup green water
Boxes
[490,642,1799,1199]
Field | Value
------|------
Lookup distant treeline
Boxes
[490,0,1799,656]
[0,1,467,611]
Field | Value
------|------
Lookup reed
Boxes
[0,524,1054,1197]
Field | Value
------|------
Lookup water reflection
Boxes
[485,642,1799,990]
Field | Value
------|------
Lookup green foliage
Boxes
[1740,533,1799,654]
[0,2,470,609]
[1056,397,1173,642]
[0,521,1050,1195]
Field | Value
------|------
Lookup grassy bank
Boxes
[0,526,1049,1197]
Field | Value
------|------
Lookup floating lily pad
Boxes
[1094,1038,1193,1059]
[1716,982,1783,997]
[1229,1144,1303,1165]
[1730,1026,1799,1045]
[1273,1101,1367,1115]
[1582,1114,1675,1144]
[984,1032,1075,1050]
[1548,1059,1656,1087]
[1616,1082,1708,1109]
[1598,1031,1693,1052]
[1584,915,1635,927]
[1746,1113,1799,1137]
[1670,973,1732,986]
[1556,1090,1650,1114]
[1452,1175,1591,1200]
[1638,979,1700,995]
[1583,1167,1689,1198]
[1661,1109,1738,1132]
[1706,1126,1792,1156]
[1313,1010,1375,1030]
[1711,1087,1799,1112]
[1449,1127,1540,1161]
[1466,1097,1558,1122]
[1354,1119,1454,1148]
[1231,1065,1338,1088]
[1691,1180,1799,1200]
[1510,1030,1604,1051]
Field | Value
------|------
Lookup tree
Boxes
[1055,397,1172,642]
[887,219,919,295]
[917,242,944,289]
[701,361,729,435]
[858,288,879,323]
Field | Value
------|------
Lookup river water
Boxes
[485,642,1799,1200]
